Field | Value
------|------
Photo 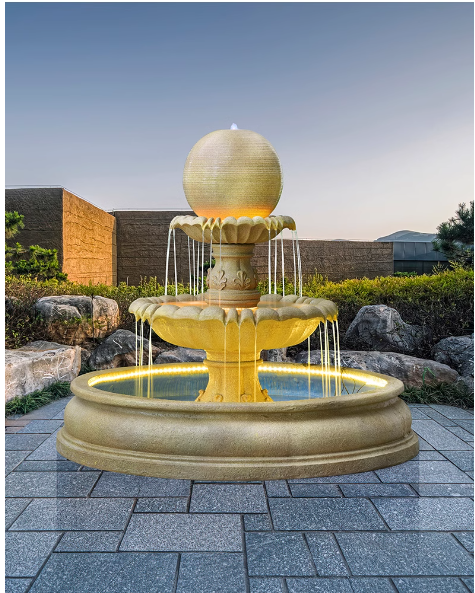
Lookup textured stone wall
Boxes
[62,190,117,285]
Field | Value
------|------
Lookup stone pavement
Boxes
[5,398,474,593]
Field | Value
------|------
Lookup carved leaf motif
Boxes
[233,270,251,290]
[209,269,226,291]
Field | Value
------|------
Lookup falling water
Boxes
[307,336,311,398]
[324,321,330,398]
[148,324,153,398]
[188,237,192,294]
[135,319,138,366]
[192,240,196,295]
[173,229,178,296]
[268,228,272,294]
[196,233,200,297]
[219,227,222,307]
[164,228,172,295]
[292,231,297,295]
[139,321,144,398]
[238,322,241,400]
[335,320,342,396]
[281,232,285,297]
[209,232,213,290]
[319,324,325,397]
[201,229,205,294]
[223,322,227,401]
[254,325,258,402]
[295,230,303,298]
[273,235,278,295]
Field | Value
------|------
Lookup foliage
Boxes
[393,271,418,278]
[400,381,473,410]
[432,201,474,267]
[5,382,71,417]
[5,210,24,239]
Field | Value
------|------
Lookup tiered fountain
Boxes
[57,126,418,479]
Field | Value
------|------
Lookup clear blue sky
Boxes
[6,3,474,239]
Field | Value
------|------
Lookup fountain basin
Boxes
[57,363,419,480]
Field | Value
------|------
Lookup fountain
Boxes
[57,126,419,479]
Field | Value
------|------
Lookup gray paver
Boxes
[10,498,134,531]
[421,408,458,426]
[288,471,380,484]
[250,578,284,592]
[55,531,122,552]
[91,471,190,497]
[447,427,474,441]
[20,398,71,420]
[269,498,386,530]
[265,480,291,497]
[412,451,445,461]
[5,532,60,577]
[349,577,395,592]
[408,408,430,419]
[5,499,32,529]
[412,420,472,450]
[462,577,474,592]
[454,419,474,434]
[418,438,435,450]
[305,533,349,576]
[15,460,81,472]
[5,579,33,593]
[28,552,178,593]
[411,483,474,497]
[5,434,49,451]
[5,471,100,497]
[339,484,416,497]
[429,405,474,420]
[376,461,472,483]
[289,484,341,497]
[18,420,64,434]
[120,513,242,551]
[246,532,315,576]
[453,532,474,553]
[372,497,474,530]
[134,497,188,513]
[5,451,30,475]
[336,532,473,575]
[286,578,353,592]
[393,577,469,592]
[190,483,267,512]
[176,553,246,593]
[243,513,273,530]
[441,450,474,471]
[25,430,65,461]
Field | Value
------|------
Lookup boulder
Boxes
[432,336,474,378]
[154,347,206,364]
[293,349,459,389]
[262,348,288,362]
[5,341,81,402]
[34,295,119,345]
[88,330,161,370]
[345,304,426,354]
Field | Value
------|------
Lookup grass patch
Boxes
[5,381,71,417]
[400,381,473,410]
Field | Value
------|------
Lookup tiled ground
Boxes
[5,398,474,593]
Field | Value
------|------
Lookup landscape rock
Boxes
[5,341,81,402]
[293,349,459,389]
[88,330,161,370]
[345,304,426,354]
[432,336,474,378]
[34,295,119,345]
[262,348,288,362]
[154,347,206,364]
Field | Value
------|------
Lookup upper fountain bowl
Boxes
[183,129,282,219]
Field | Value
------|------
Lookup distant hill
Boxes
[375,230,436,242]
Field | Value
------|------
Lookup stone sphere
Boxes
[183,129,283,219]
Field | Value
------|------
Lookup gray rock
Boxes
[345,305,426,354]
[293,350,459,388]
[5,342,81,402]
[432,336,474,377]
[88,329,161,370]
[262,348,287,362]
[34,295,119,345]
[154,347,206,364]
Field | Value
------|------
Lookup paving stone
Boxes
[18,420,64,434]
[393,577,469,592]
[269,498,386,530]
[412,451,445,461]
[412,420,471,450]
[286,578,353,592]
[246,532,315,576]
[28,552,178,593]
[6,426,23,433]
[243,514,273,531]
[289,484,342,497]
[336,532,473,575]
[120,513,242,551]
[305,533,349,576]
[249,577,284,592]
[5,434,49,451]
[411,483,474,497]
[91,472,190,497]
[376,461,472,483]
[288,472,380,484]
[6,471,100,497]
[429,405,474,420]
[55,531,122,552]
[5,579,33,593]
[5,419,30,426]
[15,460,81,472]
[10,498,134,531]
[462,577,474,592]
[349,577,395,592]
[454,419,474,434]
[134,497,188,513]
[408,408,430,419]
[5,532,60,577]
[5,451,30,475]
[417,438,434,450]
[190,483,267,513]
[441,450,474,471]
[176,552,246,593]
[265,480,291,497]
[421,408,458,426]
[453,532,474,553]
[25,430,65,461]
[447,427,474,441]
[372,497,474,530]
[21,398,72,420]
[5,499,32,529]
[339,484,416,497]
[52,409,66,420]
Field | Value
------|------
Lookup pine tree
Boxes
[432,202,474,267]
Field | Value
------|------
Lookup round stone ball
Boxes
[183,129,283,219]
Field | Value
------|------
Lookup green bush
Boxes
[5,381,71,417]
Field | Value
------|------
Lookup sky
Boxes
[6,2,474,240]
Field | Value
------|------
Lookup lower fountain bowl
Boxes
[57,363,419,480]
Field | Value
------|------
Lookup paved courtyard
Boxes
[5,398,474,593]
